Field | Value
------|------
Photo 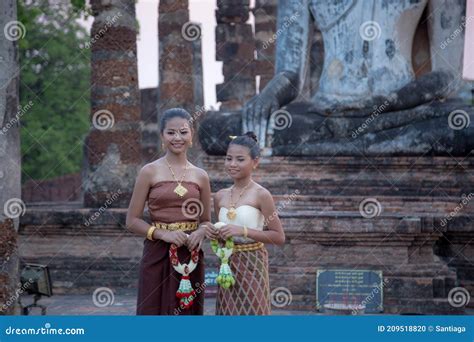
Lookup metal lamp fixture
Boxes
[20,263,53,315]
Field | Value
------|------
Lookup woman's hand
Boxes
[205,223,219,240]
[160,230,188,247]
[186,227,206,251]
[219,224,244,240]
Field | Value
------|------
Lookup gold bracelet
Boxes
[243,225,248,239]
[147,226,157,241]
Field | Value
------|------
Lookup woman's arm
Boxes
[125,165,187,246]
[187,170,212,250]
[198,171,212,224]
[205,191,221,240]
[219,189,285,245]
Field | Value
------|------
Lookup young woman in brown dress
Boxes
[126,108,212,315]
[206,132,285,315]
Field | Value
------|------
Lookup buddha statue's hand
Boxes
[242,71,299,150]
[243,91,280,150]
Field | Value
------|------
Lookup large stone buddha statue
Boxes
[199,0,473,156]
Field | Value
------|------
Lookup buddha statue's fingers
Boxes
[243,97,259,134]
[252,101,263,137]
[242,104,250,133]
[259,114,267,149]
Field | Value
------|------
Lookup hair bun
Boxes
[244,131,258,143]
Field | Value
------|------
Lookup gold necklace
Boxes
[165,158,189,198]
[227,181,252,220]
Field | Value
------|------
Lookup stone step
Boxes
[202,156,473,197]
[271,195,474,216]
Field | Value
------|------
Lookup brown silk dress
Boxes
[136,180,205,315]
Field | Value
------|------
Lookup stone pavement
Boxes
[18,293,474,316]
[19,293,316,316]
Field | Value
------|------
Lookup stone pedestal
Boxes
[19,156,473,313]
[202,155,474,313]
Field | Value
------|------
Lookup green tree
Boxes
[18,0,90,182]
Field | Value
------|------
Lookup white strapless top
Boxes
[218,205,265,244]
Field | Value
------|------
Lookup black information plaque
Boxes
[316,269,383,313]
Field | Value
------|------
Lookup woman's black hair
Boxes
[160,108,193,133]
[228,131,260,159]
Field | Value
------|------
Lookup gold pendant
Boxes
[174,184,188,198]
[227,207,237,220]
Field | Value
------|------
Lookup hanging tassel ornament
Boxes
[169,243,199,309]
[210,222,235,289]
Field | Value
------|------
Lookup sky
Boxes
[136,0,224,108]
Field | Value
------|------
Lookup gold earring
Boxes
[190,141,193,147]
[161,142,165,151]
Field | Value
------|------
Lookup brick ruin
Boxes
[83,0,142,209]
[0,0,21,315]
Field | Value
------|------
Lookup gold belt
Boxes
[152,221,198,231]
[233,242,264,252]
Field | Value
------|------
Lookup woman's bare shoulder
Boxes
[214,187,231,201]
[187,163,210,188]
[138,159,165,182]
[253,182,272,200]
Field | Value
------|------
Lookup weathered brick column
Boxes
[158,0,205,165]
[83,0,141,208]
[216,0,255,110]
[254,0,277,92]
[0,0,21,315]
[158,0,195,114]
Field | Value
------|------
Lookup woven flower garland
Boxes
[210,222,235,289]
[169,243,199,309]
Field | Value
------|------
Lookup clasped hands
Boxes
[204,223,244,240]
[161,226,206,251]
[162,223,245,250]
